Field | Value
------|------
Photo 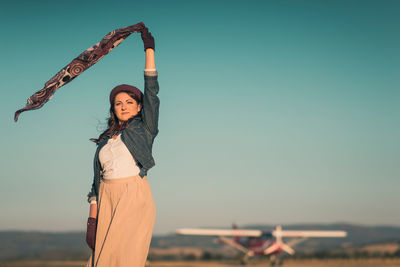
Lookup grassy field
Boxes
[1,259,400,267]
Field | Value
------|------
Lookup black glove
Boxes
[141,26,155,51]
[86,217,97,250]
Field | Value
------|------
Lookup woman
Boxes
[85,26,159,267]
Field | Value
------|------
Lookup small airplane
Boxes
[176,224,347,266]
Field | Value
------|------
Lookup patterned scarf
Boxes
[14,22,145,122]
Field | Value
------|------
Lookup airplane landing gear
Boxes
[239,254,249,265]
[269,255,284,267]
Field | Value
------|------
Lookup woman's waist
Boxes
[101,164,140,179]
[101,175,146,184]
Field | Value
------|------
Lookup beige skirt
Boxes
[86,175,156,267]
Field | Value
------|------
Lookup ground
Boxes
[1,259,400,267]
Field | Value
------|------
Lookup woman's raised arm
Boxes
[140,27,159,135]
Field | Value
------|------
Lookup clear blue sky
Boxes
[1,0,399,234]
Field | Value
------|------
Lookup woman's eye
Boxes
[115,103,121,106]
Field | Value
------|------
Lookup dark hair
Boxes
[91,91,142,144]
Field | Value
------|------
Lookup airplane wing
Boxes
[176,228,262,237]
[274,230,347,238]
[177,227,346,238]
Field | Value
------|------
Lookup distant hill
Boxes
[1,223,400,261]
[152,223,400,250]
[0,231,90,261]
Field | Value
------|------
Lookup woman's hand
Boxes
[140,26,155,51]
[86,217,97,250]
[86,203,97,250]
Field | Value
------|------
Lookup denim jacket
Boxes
[87,72,159,203]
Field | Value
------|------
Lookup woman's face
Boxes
[113,92,141,122]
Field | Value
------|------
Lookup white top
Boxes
[99,134,140,180]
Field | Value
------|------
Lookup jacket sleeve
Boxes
[141,71,160,136]
[86,146,101,203]
[87,180,97,203]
